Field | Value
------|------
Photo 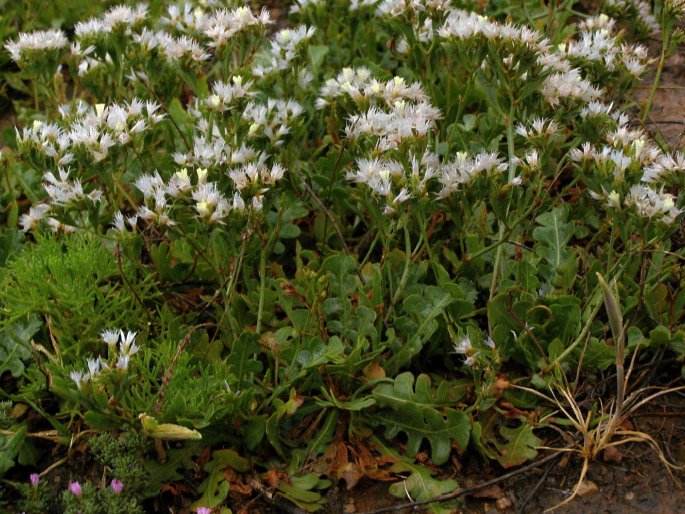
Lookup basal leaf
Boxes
[532,206,574,268]
[226,332,263,389]
[495,424,541,468]
[373,373,470,465]
[387,287,452,372]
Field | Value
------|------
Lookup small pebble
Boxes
[625,491,635,501]
[496,496,513,510]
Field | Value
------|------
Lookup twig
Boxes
[152,323,211,415]
[516,453,561,514]
[297,170,364,283]
[358,450,566,514]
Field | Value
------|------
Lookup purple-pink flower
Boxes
[29,473,40,487]
[196,508,213,514]
[68,481,82,497]
[110,479,124,494]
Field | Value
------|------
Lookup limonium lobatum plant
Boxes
[3,0,685,510]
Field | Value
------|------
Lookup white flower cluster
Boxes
[242,99,304,144]
[624,185,682,224]
[17,99,163,168]
[253,25,316,76]
[206,76,255,112]
[539,69,602,107]
[316,69,427,108]
[347,148,507,212]
[602,0,659,35]
[131,167,239,227]
[347,151,438,213]
[374,0,452,41]
[345,101,442,151]
[132,28,210,62]
[70,330,139,389]
[452,335,495,367]
[571,112,659,181]
[75,5,148,37]
[641,153,685,184]
[570,105,683,224]
[437,151,508,198]
[290,0,325,14]
[37,4,272,75]
[515,118,560,140]
[125,150,288,230]
[5,29,68,62]
[564,15,649,78]
[437,9,605,106]
[172,132,255,169]
[162,4,271,48]
[228,154,287,211]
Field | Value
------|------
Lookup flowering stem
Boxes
[384,221,412,324]
[256,245,267,334]
[641,13,671,124]
[256,216,281,334]
[488,104,517,333]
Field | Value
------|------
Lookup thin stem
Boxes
[256,233,268,334]
[384,221,412,324]
[641,14,671,123]
[488,104,517,334]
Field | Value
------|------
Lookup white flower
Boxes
[453,336,472,354]
[20,203,50,232]
[118,331,139,356]
[70,370,88,389]
[463,354,479,366]
[86,357,101,377]
[100,329,119,347]
[5,29,68,62]
[116,354,130,370]
[625,185,682,223]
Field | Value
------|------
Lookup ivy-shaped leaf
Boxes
[226,332,263,389]
[277,473,330,512]
[389,466,457,504]
[495,424,541,468]
[372,372,470,465]
[0,424,27,476]
[532,206,574,269]
[387,286,452,372]
[0,316,40,377]
[375,436,458,512]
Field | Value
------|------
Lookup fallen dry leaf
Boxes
[577,479,599,497]
[471,485,506,500]
[337,462,362,490]
[602,445,622,464]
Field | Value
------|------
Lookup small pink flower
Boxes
[69,481,82,497]
[196,508,213,514]
[110,479,124,494]
[30,473,40,487]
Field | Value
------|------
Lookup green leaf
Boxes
[0,424,26,476]
[532,206,575,282]
[373,373,470,465]
[375,437,458,510]
[308,45,329,68]
[244,416,266,451]
[277,473,328,512]
[321,254,357,297]
[0,317,40,377]
[226,332,264,389]
[389,467,457,503]
[387,287,452,372]
[495,424,541,468]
